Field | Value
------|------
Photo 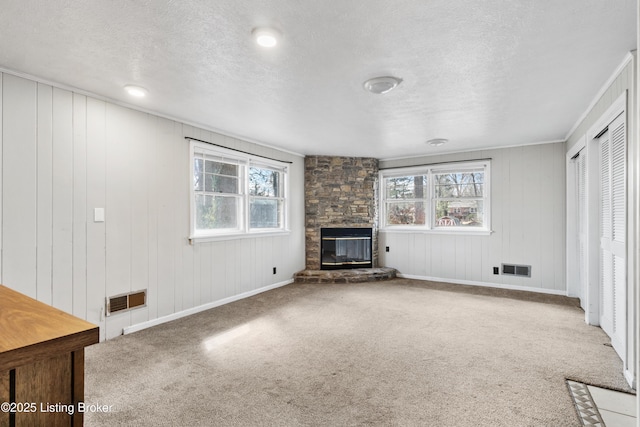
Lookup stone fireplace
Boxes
[294,155,396,283]
[303,156,379,270]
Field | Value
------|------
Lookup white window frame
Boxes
[248,160,288,231]
[379,160,491,235]
[189,140,290,241]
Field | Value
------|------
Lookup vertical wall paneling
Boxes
[191,243,201,307]
[155,117,176,318]
[211,242,226,301]
[225,239,237,296]
[553,143,567,290]
[170,121,184,315]
[86,97,107,341]
[199,243,212,304]
[105,104,133,339]
[36,83,53,305]
[146,116,159,320]
[129,111,151,327]
[51,88,74,312]
[256,237,263,290]
[538,144,556,290]
[412,233,427,277]
[430,235,443,278]
[522,145,542,288]
[3,75,38,298]
[248,238,257,292]
[171,122,184,311]
[405,234,416,275]
[454,235,466,280]
[441,235,456,279]
[240,239,251,293]
[468,236,482,280]
[548,144,564,289]
[72,93,88,318]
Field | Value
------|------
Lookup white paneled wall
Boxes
[379,142,566,294]
[0,73,305,341]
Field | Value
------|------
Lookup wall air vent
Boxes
[106,290,147,316]
[501,264,531,277]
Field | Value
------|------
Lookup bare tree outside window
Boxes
[249,166,283,229]
[385,175,427,225]
[434,171,484,227]
[193,157,241,231]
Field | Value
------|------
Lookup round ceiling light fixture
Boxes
[427,138,448,147]
[124,85,148,98]
[363,76,402,94]
[252,27,281,48]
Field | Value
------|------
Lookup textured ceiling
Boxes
[0,1,636,158]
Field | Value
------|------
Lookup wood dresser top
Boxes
[0,285,99,370]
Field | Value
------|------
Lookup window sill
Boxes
[189,229,291,244]
[379,228,493,236]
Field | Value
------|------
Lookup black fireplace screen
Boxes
[321,228,372,270]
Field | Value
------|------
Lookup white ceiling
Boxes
[0,1,636,158]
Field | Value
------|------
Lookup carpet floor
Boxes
[84,279,632,426]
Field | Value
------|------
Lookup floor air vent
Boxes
[501,264,531,277]
[106,290,147,316]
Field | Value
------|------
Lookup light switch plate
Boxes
[94,208,105,222]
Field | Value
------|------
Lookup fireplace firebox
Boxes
[321,228,373,270]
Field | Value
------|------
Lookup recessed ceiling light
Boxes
[124,85,148,98]
[363,76,402,94]
[252,27,281,48]
[427,138,448,147]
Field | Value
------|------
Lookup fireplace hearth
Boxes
[321,228,372,270]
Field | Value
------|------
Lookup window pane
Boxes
[435,172,484,197]
[386,201,426,225]
[250,198,282,228]
[385,176,427,199]
[204,174,238,193]
[193,158,204,191]
[435,200,483,227]
[195,194,239,230]
[205,160,238,176]
[249,167,280,197]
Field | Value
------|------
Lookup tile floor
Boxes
[587,385,637,427]
[567,380,637,427]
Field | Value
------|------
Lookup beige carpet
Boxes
[84,279,632,426]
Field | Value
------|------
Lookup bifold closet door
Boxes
[598,112,626,360]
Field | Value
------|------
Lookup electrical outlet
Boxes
[273,267,277,275]
[493,267,499,275]
[385,246,390,252]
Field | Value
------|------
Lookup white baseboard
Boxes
[122,279,294,335]
[396,274,568,296]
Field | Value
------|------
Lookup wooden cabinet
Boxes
[0,285,99,427]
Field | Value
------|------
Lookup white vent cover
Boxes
[501,264,531,277]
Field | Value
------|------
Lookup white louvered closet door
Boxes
[598,112,626,360]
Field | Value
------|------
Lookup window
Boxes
[380,161,490,233]
[190,141,289,239]
[249,164,285,229]
[384,175,428,225]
